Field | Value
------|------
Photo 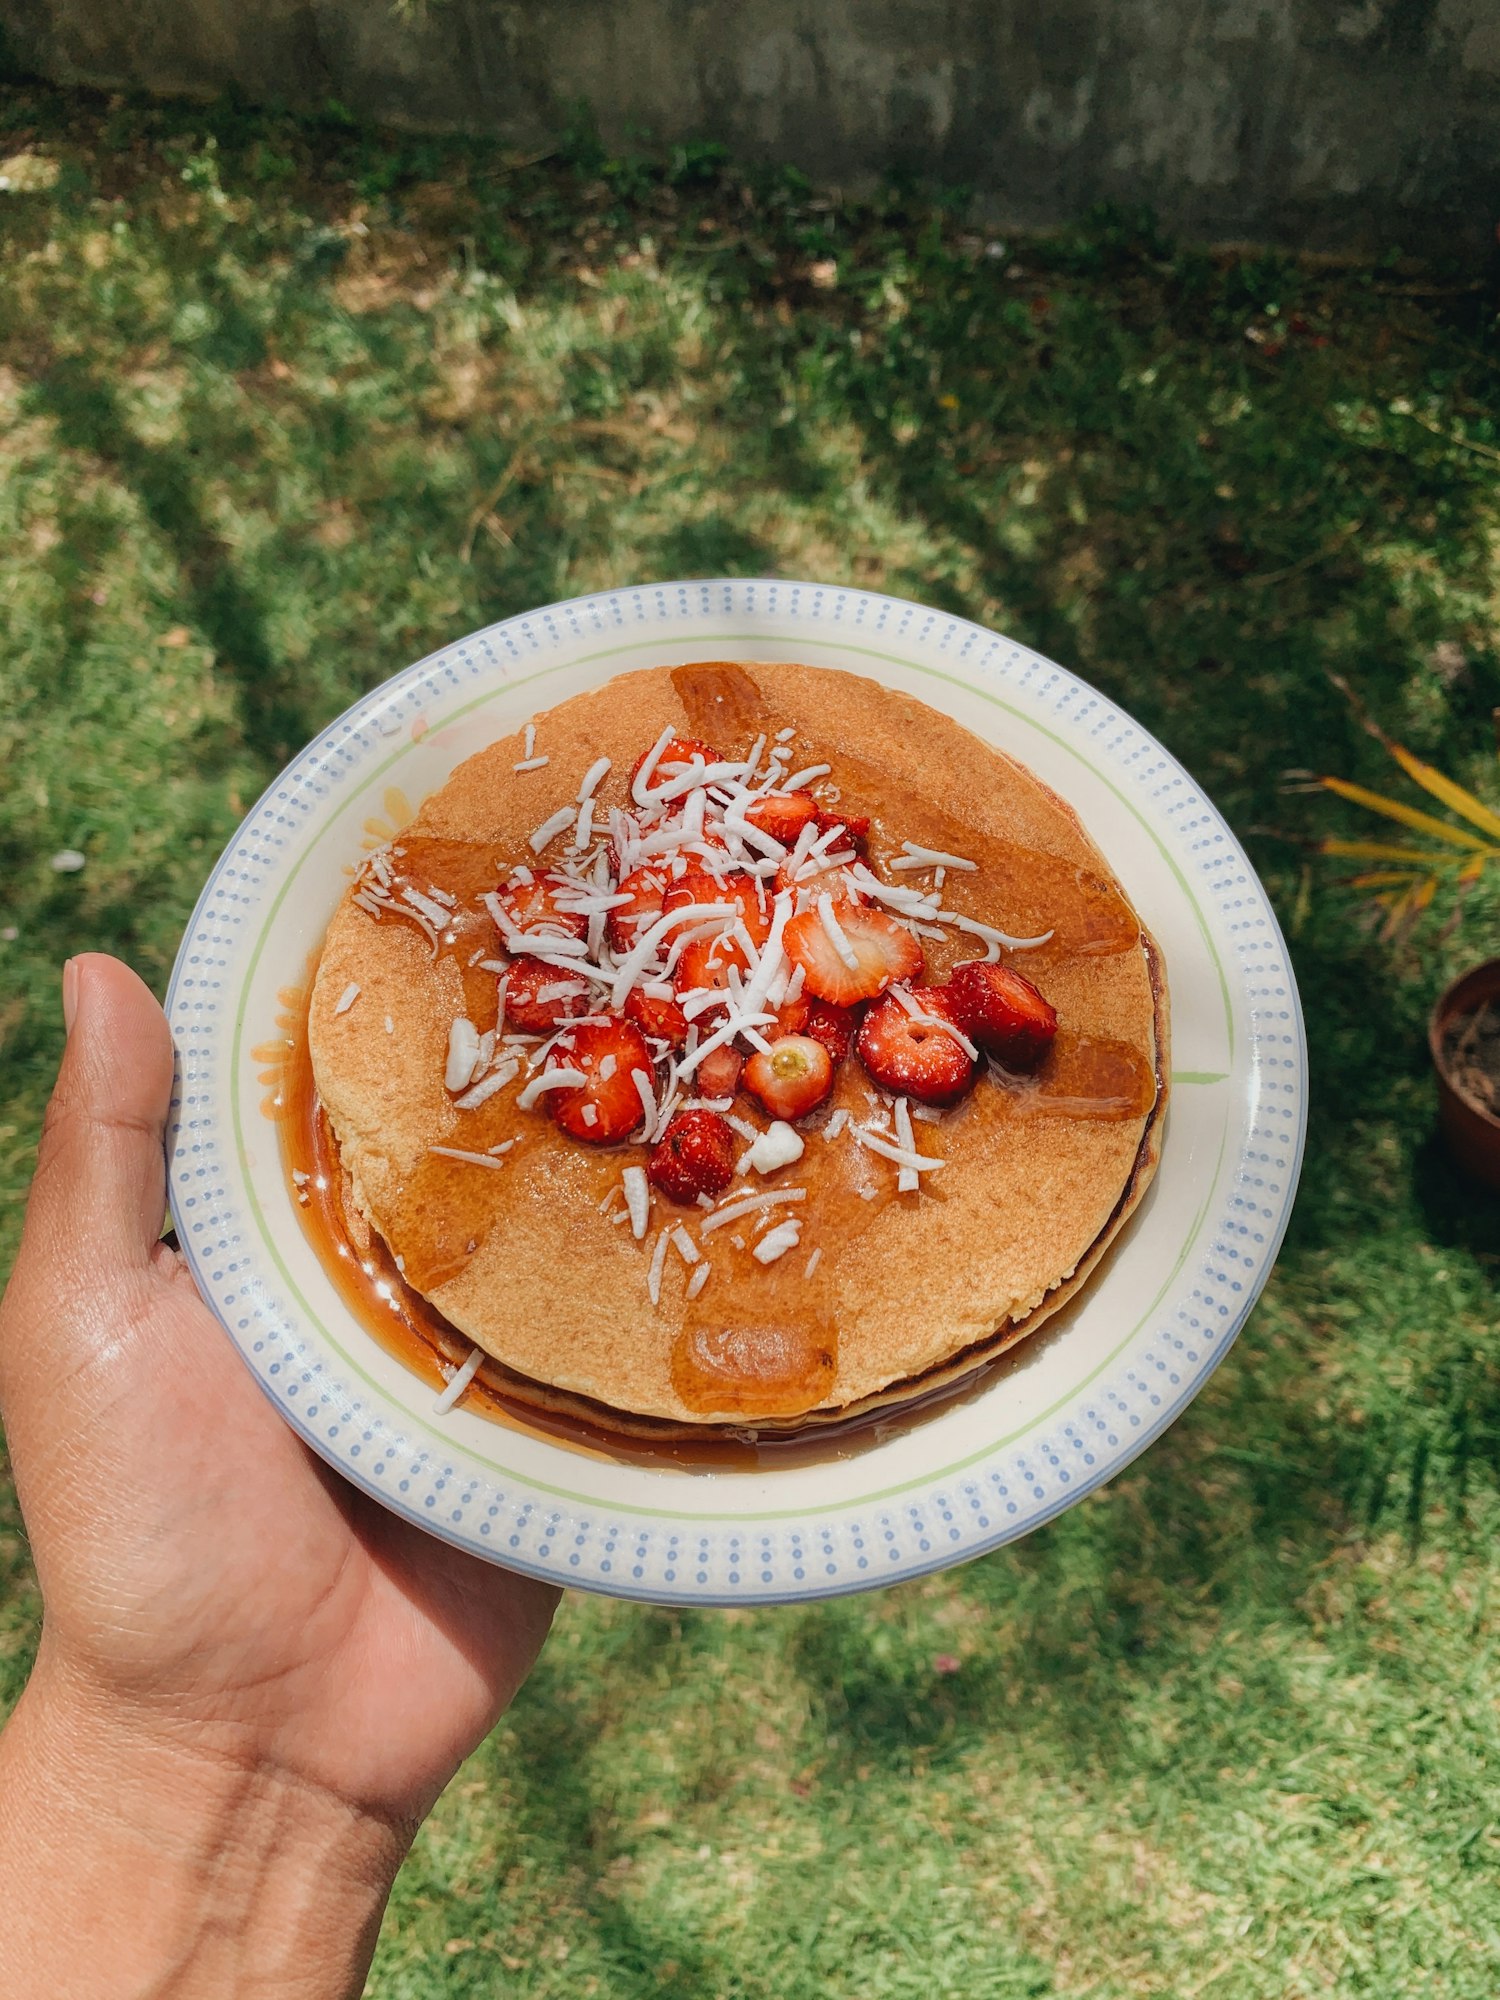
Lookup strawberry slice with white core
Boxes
[624,985,690,1048]
[716,872,773,946]
[776,850,866,900]
[545,1018,655,1144]
[608,865,671,951]
[783,903,923,1005]
[673,932,751,1007]
[500,955,592,1033]
[666,866,770,945]
[855,987,977,1107]
[489,868,589,943]
[744,793,818,845]
[743,1035,834,1120]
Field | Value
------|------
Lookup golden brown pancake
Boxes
[308,661,1168,1429]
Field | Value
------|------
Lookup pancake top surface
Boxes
[309,661,1165,1425]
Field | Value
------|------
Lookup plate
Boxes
[166,579,1306,1604]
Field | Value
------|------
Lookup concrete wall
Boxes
[3,0,1498,258]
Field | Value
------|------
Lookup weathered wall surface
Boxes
[2,0,1497,256]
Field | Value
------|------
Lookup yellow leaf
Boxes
[1386,744,1500,841]
[1347,869,1424,889]
[1318,837,1448,865]
[1318,776,1490,851]
[1457,852,1491,885]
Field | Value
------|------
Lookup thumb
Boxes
[19,954,174,1294]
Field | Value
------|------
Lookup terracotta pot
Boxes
[1429,959,1500,1192]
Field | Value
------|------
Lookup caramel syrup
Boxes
[673,1253,839,1419]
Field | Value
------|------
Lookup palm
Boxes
[2,956,555,1829]
[17,1248,554,1825]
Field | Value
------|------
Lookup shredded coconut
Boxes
[891,842,978,872]
[577,756,611,802]
[671,1226,701,1266]
[455,1061,519,1109]
[528,806,578,853]
[647,1228,670,1306]
[816,893,861,971]
[699,1187,807,1234]
[753,1220,802,1263]
[433,1346,484,1415]
[516,1065,588,1109]
[622,1165,650,1240]
[444,1016,481,1092]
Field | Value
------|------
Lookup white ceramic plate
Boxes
[166,579,1306,1604]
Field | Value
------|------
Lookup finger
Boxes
[20,954,174,1289]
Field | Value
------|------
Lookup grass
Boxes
[2,78,1500,1998]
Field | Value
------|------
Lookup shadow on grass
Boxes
[496,1645,727,2000]
[26,353,309,768]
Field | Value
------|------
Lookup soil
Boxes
[1441,1001,1500,1119]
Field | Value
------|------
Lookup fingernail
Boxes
[62,957,79,1036]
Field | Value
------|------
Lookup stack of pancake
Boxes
[308,662,1168,1435]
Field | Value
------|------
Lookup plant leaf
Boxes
[1386,744,1500,841]
[1318,777,1491,851]
[1318,836,1453,865]
[1346,869,1426,889]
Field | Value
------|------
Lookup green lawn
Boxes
[3,80,1500,1999]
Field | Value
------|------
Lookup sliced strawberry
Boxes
[744,793,818,845]
[607,865,671,951]
[719,871,773,944]
[545,1018,654,1144]
[803,998,859,1065]
[673,931,750,1004]
[743,1035,834,1121]
[766,992,811,1040]
[648,1109,737,1204]
[775,854,867,901]
[783,904,922,1005]
[490,867,589,943]
[695,1044,744,1100]
[624,985,689,1049]
[500,956,592,1032]
[664,865,769,943]
[947,959,1058,1067]
[630,734,722,789]
[855,988,977,1107]
[813,807,870,851]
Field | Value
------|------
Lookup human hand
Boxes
[0,954,558,1996]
